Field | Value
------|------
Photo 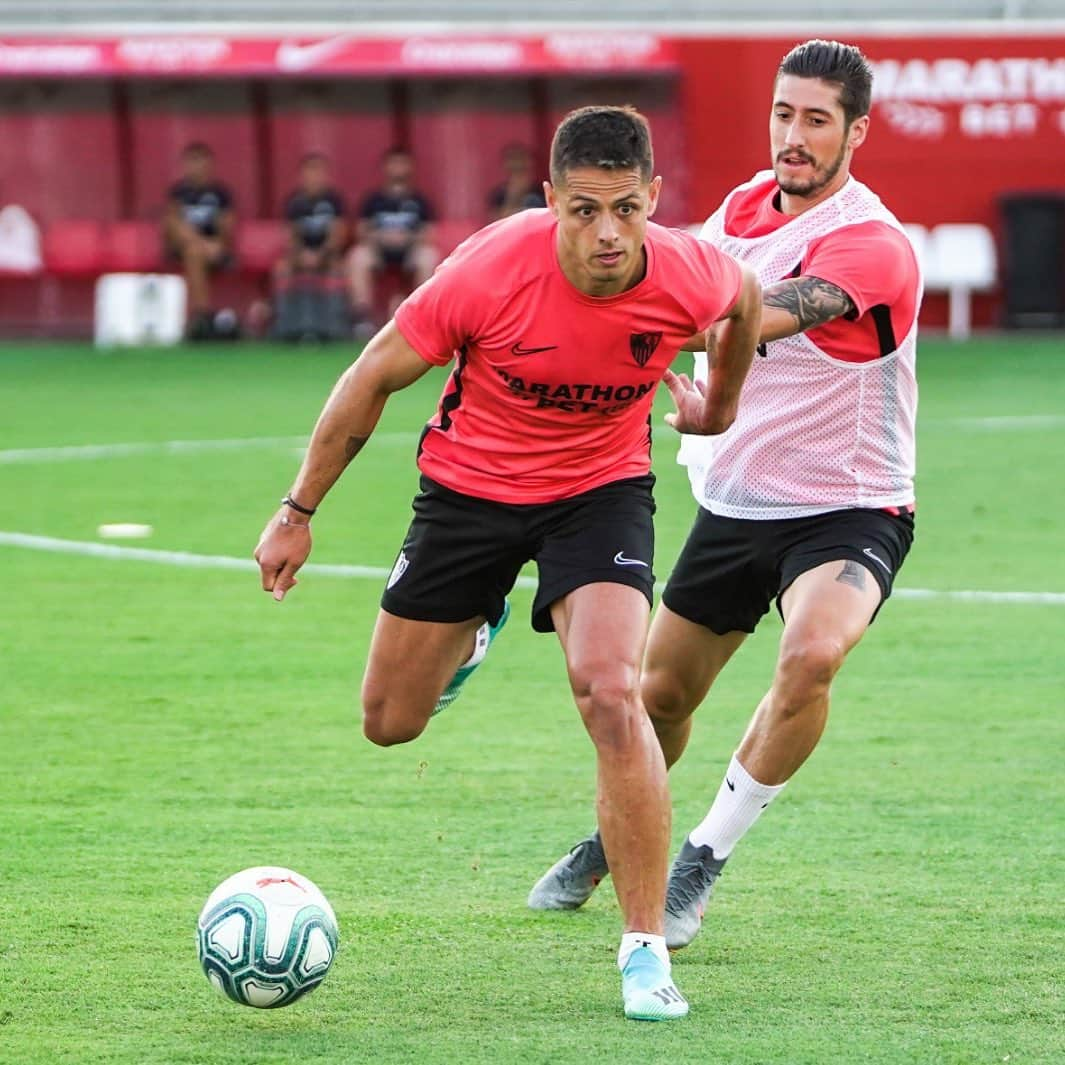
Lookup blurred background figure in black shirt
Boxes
[487,143,546,222]
[273,152,351,342]
[280,152,347,275]
[347,147,439,332]
[162,142,235,339]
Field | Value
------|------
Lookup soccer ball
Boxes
[196,866,338,1008]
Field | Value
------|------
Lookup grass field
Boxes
[2,337,1063,1064]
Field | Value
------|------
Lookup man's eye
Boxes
[618,204,635,216]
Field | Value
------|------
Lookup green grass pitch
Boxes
[2,337,1063,1064]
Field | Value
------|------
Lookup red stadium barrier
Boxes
[104,221,163,273]
[236,219,288,276]
[43,220,105,277]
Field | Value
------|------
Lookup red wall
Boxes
[0,81,119,223]
[267,80,395,217]
[408,78,541,225]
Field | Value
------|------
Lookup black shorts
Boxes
[379,246,413,269]
[164,242,233,271]
[662,507,915,635]
[381,474,656,633]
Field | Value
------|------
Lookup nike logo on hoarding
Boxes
[510,341,558,356]
[276,37,350,72]
[613,552,648,568]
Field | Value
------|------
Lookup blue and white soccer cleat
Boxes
[432,599,511,716]
[621,947,689,1021]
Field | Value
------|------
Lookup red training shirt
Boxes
[395,208,743,504]
[723,179,919,364]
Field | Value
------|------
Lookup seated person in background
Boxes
[347,148,439,329]
[279,152,348,277]
[273,152,350,342]
[487,142,547,221]
[162,142,235,340]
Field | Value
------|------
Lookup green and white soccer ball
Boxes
[196,866,338,1008]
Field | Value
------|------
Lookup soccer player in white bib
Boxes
[529,39,922,949]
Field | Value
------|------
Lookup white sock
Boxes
[458,622,491,670]
[617,932,670,971]
[687,753,786,858]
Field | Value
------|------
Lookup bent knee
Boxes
[571,666,645,750]
[776,635,847,692]
[641,664,699,726]
[360,688,427,747]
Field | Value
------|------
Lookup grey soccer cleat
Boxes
[527,831,609,910]
[664,838,728,950]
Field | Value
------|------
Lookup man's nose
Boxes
[596,213,620,243]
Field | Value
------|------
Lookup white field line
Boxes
[3,531,1062,605]
[925,414,1065,431]
[0,433,418,464]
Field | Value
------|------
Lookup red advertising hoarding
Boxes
[0,32,677,77]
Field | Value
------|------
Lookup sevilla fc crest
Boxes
[629,331,662,367]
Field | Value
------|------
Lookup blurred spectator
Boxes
[487,143,547,221]
[273,152,350,342]
[347,147,439,329]
[162,142,235,340]
[279,152,348,276]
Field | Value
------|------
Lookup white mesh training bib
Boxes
[680,172,921,519]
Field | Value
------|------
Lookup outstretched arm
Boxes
[679,273,856,350]
[760,274,855,341]
[664,262,762,435]
[254,321,434,600]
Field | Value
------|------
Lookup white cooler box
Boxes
[94,273,187,346]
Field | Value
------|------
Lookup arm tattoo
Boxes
[836,560,868,591]
[344,434,370,462]
[764,276,856,332]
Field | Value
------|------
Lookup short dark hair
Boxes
[777,39,873,126]
[549,106,653,186]
[181,141,213,158]
[299,151,329,167]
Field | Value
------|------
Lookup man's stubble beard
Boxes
[775,137,849,199]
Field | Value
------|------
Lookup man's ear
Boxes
[544,180,559,217]
[646,175,663,219]
[848,115,870,152]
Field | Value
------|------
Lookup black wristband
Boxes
[281,494,317,516]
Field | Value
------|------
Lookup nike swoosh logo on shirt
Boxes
[613,552,649,568]
[510,342,558,357]
[276,37,350,72]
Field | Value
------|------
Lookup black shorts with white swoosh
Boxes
[662,506,915,635]
[381,474,656,633]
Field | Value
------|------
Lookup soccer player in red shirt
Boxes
[255,105,762,1020]
[530,42,922,950]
